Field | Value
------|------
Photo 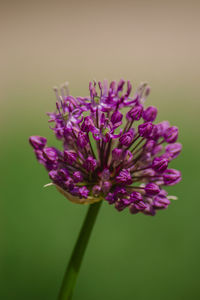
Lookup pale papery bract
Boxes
[29,80,182,215]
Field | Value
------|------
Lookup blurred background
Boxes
[1,0,200,299]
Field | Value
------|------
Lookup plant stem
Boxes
[58,200,103,300]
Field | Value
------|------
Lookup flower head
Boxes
[29,80,181,215]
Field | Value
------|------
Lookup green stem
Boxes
[58,200,103,300]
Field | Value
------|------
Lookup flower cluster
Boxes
[29,80,181,215]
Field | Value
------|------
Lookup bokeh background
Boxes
[1,0,200,299]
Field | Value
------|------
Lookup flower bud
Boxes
[129,193,147,213]
[92,185,101,197]
[129,205,139,214]
[138,122,153,138]
[157,121,170,135]
[114,187,127,197]
[164,126,178,143]
[29,136,47,150]
[111,110,123,125]
[116,169,132,185]
[81,116,95,132]
[112,148,123,161]
[152,157,168,173]
[115,200,126,211]
[73,171,83,183]
[65,177,74,190]
[43,147,58,162]
[101,169,110,181]
[64,150,77,165]
[105,193,115,204]
[121,198,132,206]
[165,143,182,159]
[77,131,89,148]
[84,156,97,171]
[130,201,147,213]
[102,181,111,193]
[34,149,46,164]
[163,169,181,186]
[159,189,168,197]
[129,191,143,203]
[79,186,89,198]
[58,168,69,180]
[153,195,170,209]
[119,129,135,146]
[145,183,160,195]
[144,140,156,152]
[126,105,143,121]
[142,106,157,122]
[70,187,80,196]
[49,170,60,182]
[143,203,156,216]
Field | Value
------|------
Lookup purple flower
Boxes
[163,169,182,186]
[29,79,181,216]
[73,171,83,183]
[79,186,89,198]
[112,148,123,161]
[43,147,58,162]
[142,106,157,122]
[130,201,147,214]
[83,156,97,171]
[92,185,101,197]
[153,195,170,209]
[119,129,135,146]
[101,168,110,180]
[58,168,69,179]
[145,183,160,195]
[129,192,147,214]
[164,126,178,143]
[111,110,123,127]
[102,181,111,193]
[49,170,61,183]
[116,169,132,185]
[165,143,182,159]
[115,200,127,211]
[152,157,168,173]
[105,192,115,204]
[81,116,96,133]
[129,191,143,202]
[29,136,47,150]
[138,122,154,138]
[77,131,89,148]
[144,140,156,153]
[126,105,143,121]
[64,150,77,165]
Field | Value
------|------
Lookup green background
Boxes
[1,0,200,299]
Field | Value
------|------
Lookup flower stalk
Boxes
[58,200,103,300]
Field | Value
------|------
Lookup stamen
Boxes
[64,82,69,96]
[130,137,145,153]
[53,86,60,101]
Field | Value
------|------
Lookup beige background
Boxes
[1,0,200,111]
